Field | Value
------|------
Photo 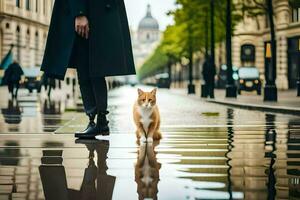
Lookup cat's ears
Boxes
[151,88,157,96]
[137,88,157,96]
[137,88,144,96]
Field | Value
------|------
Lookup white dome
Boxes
[138,5,159,30]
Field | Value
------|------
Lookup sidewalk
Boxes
[170,88,300,115]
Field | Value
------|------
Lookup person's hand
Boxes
[75,16,89,39]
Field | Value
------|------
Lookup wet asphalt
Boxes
[0,85,300,200]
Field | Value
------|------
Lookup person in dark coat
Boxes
[2,61,24,99]
[41,0,136,138]
[202,56,216,98]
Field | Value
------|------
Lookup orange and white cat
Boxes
[133,88,161,143]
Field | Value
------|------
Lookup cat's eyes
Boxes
[142,99,146,101]
[148,99,152,101]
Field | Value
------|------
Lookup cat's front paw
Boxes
[140,136,147,143]
[146,137,153,143]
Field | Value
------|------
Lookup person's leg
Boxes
[75,35,97,117]
[8,83,14,99]
[91,77,108,114]
[15,82,19,98]
[74,35,99,137]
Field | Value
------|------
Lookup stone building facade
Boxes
[0,0,53,68]
[215,0,300,90]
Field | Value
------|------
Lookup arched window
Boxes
[241,44,255,62]
[5,23,10,29]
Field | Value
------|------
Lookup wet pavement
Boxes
[0,85,300,199]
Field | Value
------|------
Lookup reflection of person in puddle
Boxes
[1,99,22,124]
[39,140,115,200]
[135,140,161,200]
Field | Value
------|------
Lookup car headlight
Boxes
[36,76,41,81]
[254,80,259,84]
[239,80,244,84]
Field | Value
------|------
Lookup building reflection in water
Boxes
[135,140,161,200]
[41,98,62,132]
[39,139,115,200]
[1,99,22,129]
[0,141,20,199]
[287,119,300,198]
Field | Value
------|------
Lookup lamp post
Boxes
[264,0,277,101]
[201,9,209,98]
[206,0,216,98]
[297,38,300,96]
[210,0,215,83]
[187,18,195,94]
[225,0,237,98]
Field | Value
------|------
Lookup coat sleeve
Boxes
[67,0,88,18]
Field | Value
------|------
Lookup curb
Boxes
[205,99,300,116]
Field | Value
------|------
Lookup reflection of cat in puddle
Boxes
[135,140,161,200]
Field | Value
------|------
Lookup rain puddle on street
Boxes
[0,86,300,199]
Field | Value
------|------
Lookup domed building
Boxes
[137,4,160,43]
[131,4,161,69]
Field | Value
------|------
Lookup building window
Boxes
[292,8,300,22]
[26,0,30,10]
[43,0,47,15]
[291,1,300,23]
[6,23,10,29]
[16,0,20,8]
[36,0,38,12]
[35,31,39,66]
[16,26,21,62]
[241,44,256,62]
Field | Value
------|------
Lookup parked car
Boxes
[22,67,43,93]
[155,73,170,88]
[216,64,239,89]
[238,67,261,95]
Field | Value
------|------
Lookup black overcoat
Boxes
[41,0,136,80]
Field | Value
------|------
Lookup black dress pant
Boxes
[71,35,108,116]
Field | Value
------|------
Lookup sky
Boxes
[124,0,177,31]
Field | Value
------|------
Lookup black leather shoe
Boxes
[74,113,97,139]
[95,111,110,136]
[74,121,97,138]
[75,111,110,139]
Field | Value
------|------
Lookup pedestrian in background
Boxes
[41,0,136,139]
[202,56,216,99]
[2,60,24,99]
[41,74,56,98]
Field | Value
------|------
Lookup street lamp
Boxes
[264,0,277,101]
[297,38,300,96]
[187,19,195,94]
[210,0,215,98]
[225,0,237,98]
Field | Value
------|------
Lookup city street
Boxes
[0,85,300,199]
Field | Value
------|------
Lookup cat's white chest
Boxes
[138,107,153,132]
